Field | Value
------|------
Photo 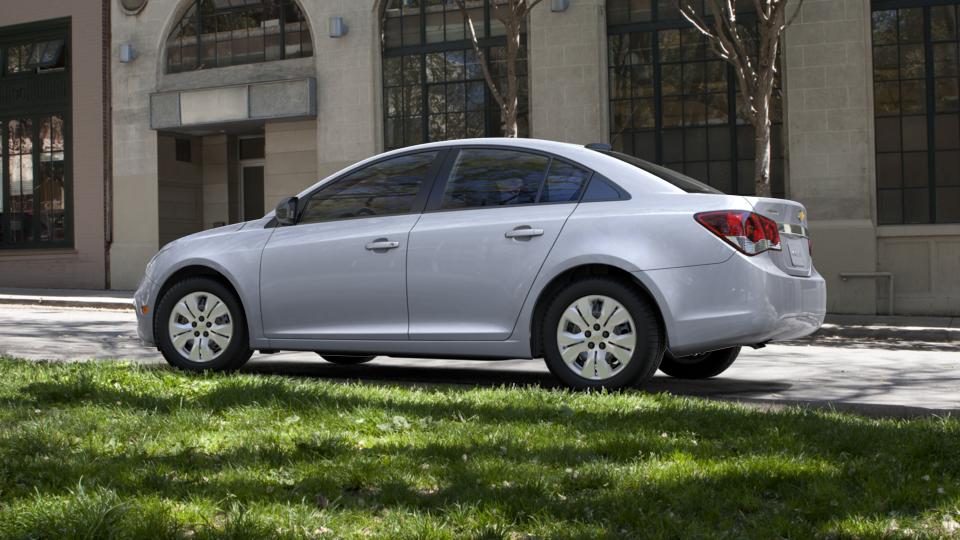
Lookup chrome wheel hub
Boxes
[167,291,233,363]
[556,295,636,381]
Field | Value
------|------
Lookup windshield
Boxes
[598,150,724,194]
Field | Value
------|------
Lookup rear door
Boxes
[406,147,593,341]
[748,197,813,277]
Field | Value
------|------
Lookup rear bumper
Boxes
[636,253,827,357]
[134,276,159,347]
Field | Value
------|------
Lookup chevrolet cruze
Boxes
[135,138,826,389]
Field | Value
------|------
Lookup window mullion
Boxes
[31,116,40,246]
[923,5,937,223]
[653,30,663,164]
[1,121,7,246]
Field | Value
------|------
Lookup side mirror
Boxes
[275,196,299,226]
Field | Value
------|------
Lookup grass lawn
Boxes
[0,358,958,539]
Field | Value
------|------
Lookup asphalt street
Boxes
[1,303,958,415]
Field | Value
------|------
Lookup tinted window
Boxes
[440,149,549,209]
[599,149,722,194]
[582,175,624,202]
[300,152,436,224]
[540,160,592,203]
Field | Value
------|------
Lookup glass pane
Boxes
[937,150,960,186]
[540,160,592,203]
[8,119,34,243]
[239,137,265,160]
[931,5,957,41]
[899,8,924,44]
[936,187,960,222]
[936,78,960,112]
[899,44,925,78]
[935,114,960,150]
[878,189,903,224]
[933,43,958,77]
[903,188,930,223]
[874,82,900,116]
[873,46,899,81]
[900,80,926,115]
[38,116,66,242]
[872,10,898,45]
[875,117,902,152]
[440,149,549,209]
[902,116,928,151]
[299,152,436,223]
[902,152,929,187]
[877,153,903,188]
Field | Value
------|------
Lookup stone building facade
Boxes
[100,0,960,316]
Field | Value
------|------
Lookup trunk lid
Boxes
[745,197,812,277]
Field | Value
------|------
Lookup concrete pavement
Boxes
[1,303,958,416]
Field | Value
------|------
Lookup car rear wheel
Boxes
[317,354,377,365]
[542,278,664,390]
[659,347,741,379]
[155,277,252,372]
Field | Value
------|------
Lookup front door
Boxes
[407,147,594,341]
[259,151,442,340]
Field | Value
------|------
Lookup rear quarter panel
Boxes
[508,192,753,347]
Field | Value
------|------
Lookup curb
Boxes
[813,324,959,343]
[0,296,134,311]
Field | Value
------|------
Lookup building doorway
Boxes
[238,136,265,221]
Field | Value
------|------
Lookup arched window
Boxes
[166,0,312,74]
[606,0,784,196]
[381,0,529,151]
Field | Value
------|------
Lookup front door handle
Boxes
[505,227,545,239]
[365,240,400,250]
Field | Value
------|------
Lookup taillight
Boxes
[695,210,782,256]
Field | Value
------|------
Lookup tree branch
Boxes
[456,0,506,110]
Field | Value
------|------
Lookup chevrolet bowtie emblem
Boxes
[798,210,806,223]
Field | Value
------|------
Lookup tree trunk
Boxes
[502,19,521,138]
[752,120,772,198]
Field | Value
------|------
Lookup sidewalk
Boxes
[0,287,957,342]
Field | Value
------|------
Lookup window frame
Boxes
[605,1,785,197]
[164,0,313,74]
[292,149,449,226]
[0,18,72,250]
[872,0,960,225]
[422,145,627,214]
[380,0,530,150]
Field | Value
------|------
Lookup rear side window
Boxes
[540,160,592,203]
[299,152,437,223]
[582,175,624,202]
[440,149,550,209]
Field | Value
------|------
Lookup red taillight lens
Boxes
[695,210,782,256]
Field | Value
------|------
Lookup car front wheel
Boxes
[658,347,741,379]
[155,277,252,372]
[542,277,664,390]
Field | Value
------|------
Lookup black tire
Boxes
[317,354,377,365]
[155,277,253,372]
[658,347,741,379]
[541,277,664,390]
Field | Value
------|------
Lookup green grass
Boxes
[0,358,958,539]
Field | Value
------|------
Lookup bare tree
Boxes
[455,0,543,138]
[678,0,803,197]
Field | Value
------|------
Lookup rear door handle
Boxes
[505,227,544,239]
[365,240,400,250]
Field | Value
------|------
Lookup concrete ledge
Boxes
[0,288,134,311]
[817,314,960,342]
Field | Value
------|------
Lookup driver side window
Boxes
[299,152,437,224]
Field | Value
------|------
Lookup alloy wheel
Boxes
[555,295,637,381]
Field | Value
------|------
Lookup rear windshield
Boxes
[598,150,723,194]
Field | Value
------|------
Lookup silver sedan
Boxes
[135,138,826,389]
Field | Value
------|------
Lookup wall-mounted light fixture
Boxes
[329,16,348,38]
[119,43,136,63]
[551,0,570,12]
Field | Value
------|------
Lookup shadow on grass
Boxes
[1,360,959,537]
